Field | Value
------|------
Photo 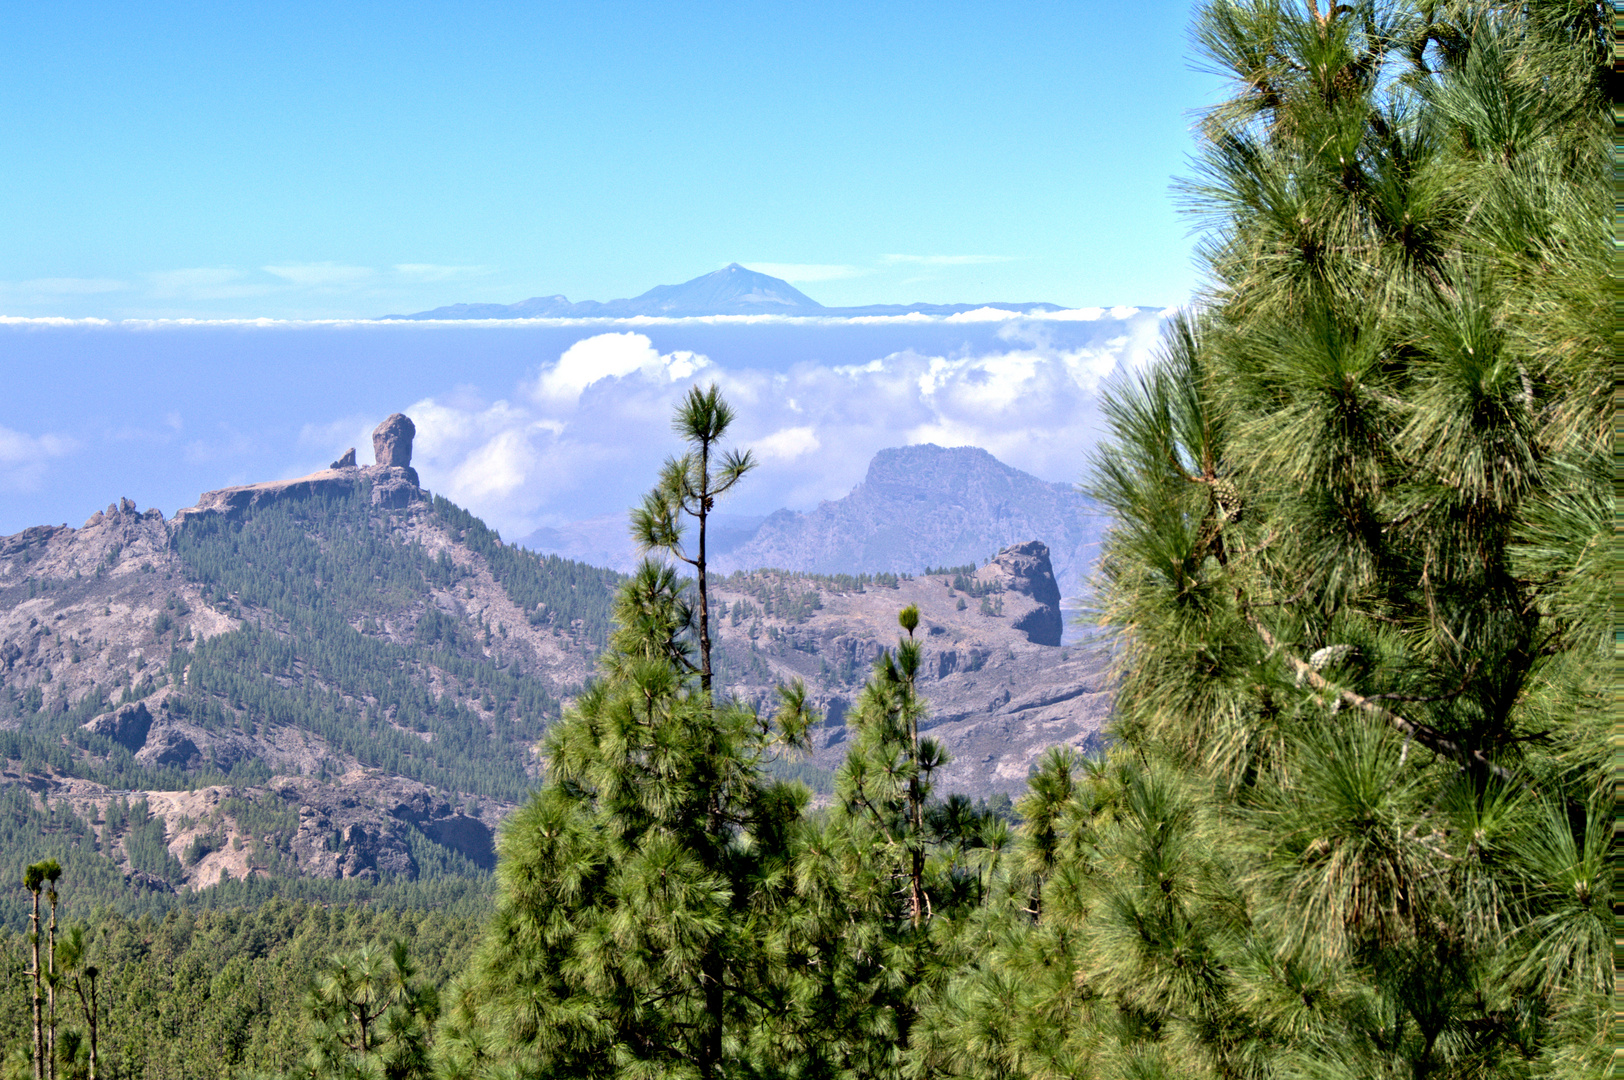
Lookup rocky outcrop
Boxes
[369,468,421,509]
[976,541,1063,646]
[174,466,419,521]
[83,702,154,753]
[372,414,415,468]
[272,775,502,881]
[389,788,497,869]
[136,726,202,769]
[175,416,424,523]
[79,498,163,530]
[708,544,1112,797]
[0,525,68,559]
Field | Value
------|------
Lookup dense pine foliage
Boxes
[168,489,590,800]
[437,2,1605,1077]
[0,900,482,1080]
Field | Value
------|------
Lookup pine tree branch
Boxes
[1250,617,1531,794]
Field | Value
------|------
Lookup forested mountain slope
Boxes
[0,432,621,930]
[0,420,1107,930]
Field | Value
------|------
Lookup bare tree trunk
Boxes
[46,889,57,1080]
[908,707,925,930]
[86,972,97,1080]
[72,970,99,1080]
[701,951,723,1080]
[29,888,42,1080]
[696,439,712,693]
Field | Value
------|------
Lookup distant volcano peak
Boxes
[627,263,824,315]
[383,266,1069,321]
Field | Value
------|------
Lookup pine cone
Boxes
[1211,477,1243,524]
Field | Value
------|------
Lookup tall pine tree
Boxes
[439,387,813,1080]
[1070,1,1608,1076]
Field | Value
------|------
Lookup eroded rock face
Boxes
[0,525,68,559]
[707,544,1110,797]
[330,447,357,469]
[390,789,498,869]
[276,776,503,881]
[175,464,422,522]
[976,541,1063,646]
[83,702,154,754]
[137,726,202,769]
[372,414,415,468]
[371,469,419,508]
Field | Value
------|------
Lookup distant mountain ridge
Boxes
[383,264,1069,320]
[713,445,1106,596]
[518,445,1107,598]
[518,512,766,574]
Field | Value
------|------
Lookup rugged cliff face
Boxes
[708,541,1109,797]
[975,540,1064,646]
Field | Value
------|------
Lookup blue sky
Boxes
[1,3,1231,545]
[0,1,1220,319]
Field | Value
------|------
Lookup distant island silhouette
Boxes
[381,263,1070,320]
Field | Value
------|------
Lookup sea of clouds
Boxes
[0,308,1170,539]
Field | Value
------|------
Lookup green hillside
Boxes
[0,484,622,932]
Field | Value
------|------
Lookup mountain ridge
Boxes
[0,416,1111,916]
[382,263,1070,320]
[518,444,1105,597]
[715,444,1105,596]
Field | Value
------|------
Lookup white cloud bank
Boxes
[530,332,709,402]
[398,311,1167,541]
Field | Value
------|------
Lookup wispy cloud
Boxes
[740,263,870,283]
[0,425,78,493]
[8,278,128,296]
[148,268,244,292]
[392,264,493,282]
[146,267,277,301]
[880,254,1017,267]
[262,263,376,287]
[181,425,260,467]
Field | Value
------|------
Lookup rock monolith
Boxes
[372,414,415,468]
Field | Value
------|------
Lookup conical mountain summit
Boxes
[385,264,1067,319]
